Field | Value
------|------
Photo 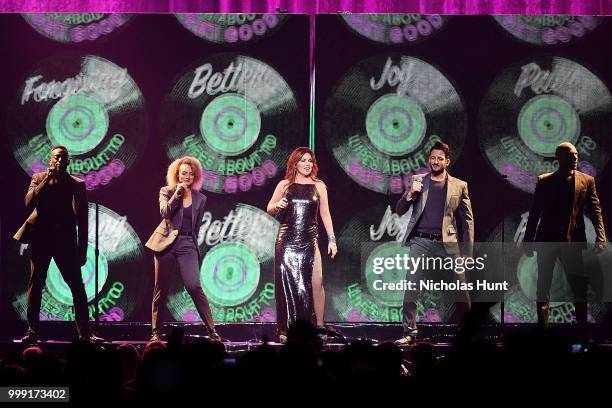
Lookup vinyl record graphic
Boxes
[9,203,148,322]
[478,56,612,193]
[201,241,261,307]
[494,15,602,46]
[8,54,148,191]
[160,54,303,194]
[167,201,278,323]
[486,210,609,323]
[175,14,287,44]
[22,13,133,44]
[327,203,454,323]
[323,54,466,194]
[342,14,449,45]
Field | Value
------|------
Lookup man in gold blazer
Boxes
[395,141,474,346]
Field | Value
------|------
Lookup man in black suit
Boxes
[14,146,99,342]
[523,142,606,335]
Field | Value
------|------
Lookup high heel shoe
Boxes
[316,325,330,343]
[208,328,222,342]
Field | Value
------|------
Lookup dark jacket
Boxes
[14,172,88,257]
[524,170,606,243]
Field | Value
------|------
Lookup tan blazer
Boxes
[396,173,474,256]
[145,186,207,257]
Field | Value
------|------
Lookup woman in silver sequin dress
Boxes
[266,147,338,342]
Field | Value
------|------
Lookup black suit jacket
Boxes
[524,170,606,243]
[14,172,88,257]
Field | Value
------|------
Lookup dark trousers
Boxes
[536,243,588,326]
[151,236,215,334]
[402,237,471,336]
[27,233,89,337]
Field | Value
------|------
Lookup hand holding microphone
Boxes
[48,156,67,178]
[176,182,187,197]
[407,176,424,200]
[46,162,59,179]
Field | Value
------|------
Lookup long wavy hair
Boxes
[166,156,204,191]
[284,147,321,185]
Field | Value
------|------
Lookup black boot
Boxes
[537,302,550,330]
[150,330,162,342]
[574,302,591,343]
[18,329,38,344]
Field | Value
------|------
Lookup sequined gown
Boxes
[275,183,320,333]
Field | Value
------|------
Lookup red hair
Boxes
[284,147,320,185]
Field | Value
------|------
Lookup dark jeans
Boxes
[27,232,89,337]
[402,237,471,337]
[151,235,215,334]
[535,243,588,325]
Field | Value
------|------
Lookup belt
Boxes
[413,231,442,241]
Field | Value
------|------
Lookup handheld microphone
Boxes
[176,183,186,197]
[411,175,424,199]
[48,162,59,177]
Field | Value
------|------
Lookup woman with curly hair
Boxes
[145,156,220,342]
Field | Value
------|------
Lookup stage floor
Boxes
[2,322,611,356]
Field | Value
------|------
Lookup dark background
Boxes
[314,15,612,323]
[315,14,612,241]
[1,14,611,330]
[0,14,310,330]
